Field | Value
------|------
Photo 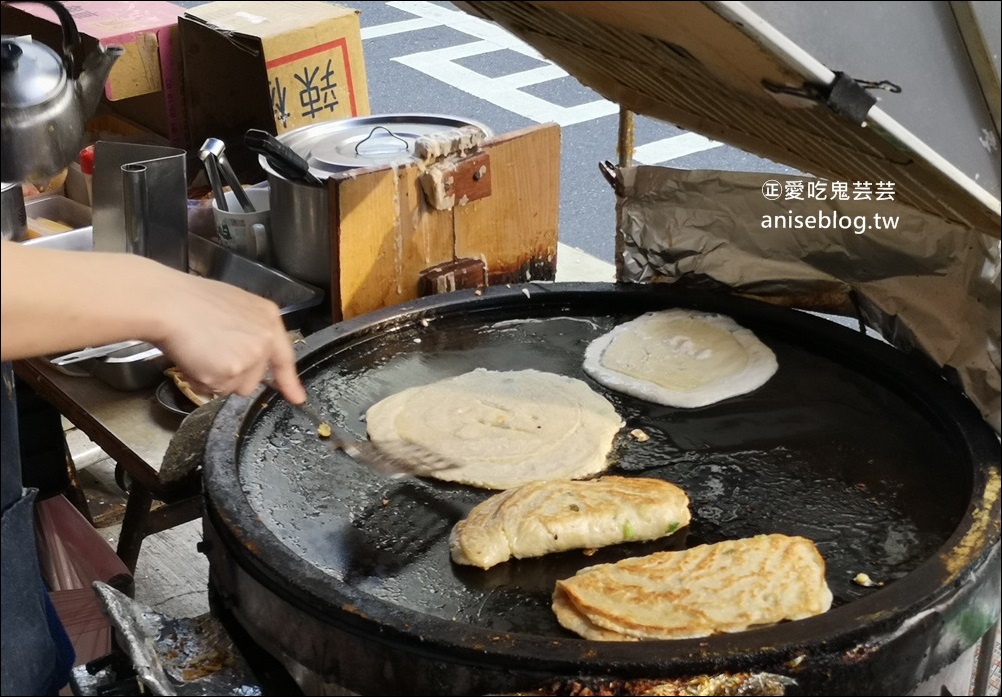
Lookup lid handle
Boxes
[355,126,410,157]
[7,0,81,76]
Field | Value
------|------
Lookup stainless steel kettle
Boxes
[0,0,123,183]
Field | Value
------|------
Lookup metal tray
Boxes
[86,343,171,391]
[187,233,324,331]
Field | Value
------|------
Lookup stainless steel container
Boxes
[1,182,27,241]
[86,343,172,391]
[259,114,492,289]
[265,175,330,288]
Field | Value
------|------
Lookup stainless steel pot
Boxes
[257,114,492,290]
[263,173,330,288]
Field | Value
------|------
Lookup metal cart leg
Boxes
[116,485,154,573]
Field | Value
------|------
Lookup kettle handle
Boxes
[6,1,81,76]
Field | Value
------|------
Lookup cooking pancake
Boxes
[583,309,778,408]
[553,534,833,641]
[365,368,624,490]
[450,476,690,569]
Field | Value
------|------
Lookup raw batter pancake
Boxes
[583,309,778,408]
[450,476,690,569]
[365,369,624,490]
[553,534,833,641]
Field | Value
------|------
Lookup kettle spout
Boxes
[76,44,126,120]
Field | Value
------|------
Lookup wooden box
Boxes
[326,122,560,320]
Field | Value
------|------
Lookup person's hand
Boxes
[151,272,307,405]
[3,242,304,408]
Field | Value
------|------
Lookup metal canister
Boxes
[1,182,27,241]
[259,114,492,289]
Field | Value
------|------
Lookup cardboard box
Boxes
[0,1,183,101]
[180,2,369,161]
[96,22,189,149]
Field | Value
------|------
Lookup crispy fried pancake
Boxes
[553,534,833,641]
[450,476,690,569]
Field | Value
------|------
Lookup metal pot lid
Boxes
[0,36,65,108]
[275,113,493,179]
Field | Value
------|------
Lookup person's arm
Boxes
[0,240,306,404]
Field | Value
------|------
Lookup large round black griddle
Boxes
[202,283,1000,696]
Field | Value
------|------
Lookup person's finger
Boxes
[231,361,271,397]
[185,375,217,399]
[267,328,305,404]
[270,353,306,405]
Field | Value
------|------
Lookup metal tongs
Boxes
[51,340,145,366]
[287,397,461,478]
[199,137,255,213]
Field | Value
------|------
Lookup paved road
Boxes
[335,1,797,264]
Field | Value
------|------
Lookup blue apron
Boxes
[1,363,75,695]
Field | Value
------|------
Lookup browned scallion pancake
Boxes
[553,534,833,641]
[450,476,691,570]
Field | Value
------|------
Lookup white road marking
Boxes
[361,17,440,40]
[394,45,618,126]
[370,1,619,127]
[494,65,568,89]
[633,133,724,165]
[555,243,616,282]
[386,1,547,58]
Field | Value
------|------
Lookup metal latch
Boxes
[763,72,901,125]
[415,125,492,210]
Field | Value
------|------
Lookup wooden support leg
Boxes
[972,617,1000,696]
[61,432,94,526]
[145,495,203,537]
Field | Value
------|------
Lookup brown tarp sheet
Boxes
[613,166,1001,434]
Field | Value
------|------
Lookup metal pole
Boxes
[617,107,635,168]
[613,107,636,281]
